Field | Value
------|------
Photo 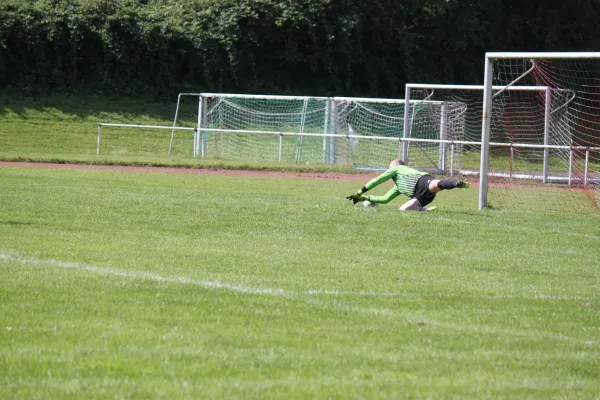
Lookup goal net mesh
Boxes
[407,86,550,178]
[329,100,404,170]
[328,98,466,171]
[198,95,467,171]
[488,58,600,213]
[203,96,328,164]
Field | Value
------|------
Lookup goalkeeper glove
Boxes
[345,193,369,204]
[346,186,369,204]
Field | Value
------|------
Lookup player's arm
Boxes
[355,168,397,195]
[365,186,401,204]
[345,168,396,203]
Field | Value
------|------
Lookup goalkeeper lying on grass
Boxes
[346,159,470,212]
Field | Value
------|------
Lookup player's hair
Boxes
[389,159,405,167]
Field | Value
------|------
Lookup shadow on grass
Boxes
[0,220,38,226]
[0,91,195,123]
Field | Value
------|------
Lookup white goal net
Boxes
[167,94,467,171]
[480,52,600,213]
[199,94,329,164]
[406,84,553,177]
[330,97,466,171]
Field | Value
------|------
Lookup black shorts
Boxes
[413,175,436,206]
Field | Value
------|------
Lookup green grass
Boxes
[1,165,599,399]
[0,92,180,156]
[1,92,599,397]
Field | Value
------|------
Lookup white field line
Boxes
[1,252,598,346]
[0,252,286,295]
[0,252,597,303]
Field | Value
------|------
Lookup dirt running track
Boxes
[0,161,380,182]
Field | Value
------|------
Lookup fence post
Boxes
[450,142,455,176]
[509,144,514,179]
[97,124,101,154]
[199,96,207,158]
[439,104,447,171]
[584,148,589,185]
[568,148,573,185]
[542,87,551,183]
[330,99,338,165]
[279,132,283,162]
[193,129,198,156]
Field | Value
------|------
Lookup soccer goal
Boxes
[330,97,466,171]
[170,93,330,163]
[169,94,467,171]
[479,52,600,213]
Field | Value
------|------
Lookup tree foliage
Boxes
[0,0,598,97]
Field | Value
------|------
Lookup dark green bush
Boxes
[0,0,598,97]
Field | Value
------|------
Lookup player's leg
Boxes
[399,198,426,211]
[428,179,469,193]
[403,176,438,211]
[399,198,436,212]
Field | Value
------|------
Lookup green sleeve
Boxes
[368,186,401,204]
[364,168,396,191]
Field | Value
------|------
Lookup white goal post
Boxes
[479,52,600,212]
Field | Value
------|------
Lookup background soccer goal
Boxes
[167,94,467,172]
[192,94,329,163]
[330,97,466,171]
[479,52,600,214]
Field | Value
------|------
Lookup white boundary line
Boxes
[1,252,597,346]
[0,252,285,295]
[1,252,596,301]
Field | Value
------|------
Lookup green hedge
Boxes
[0,0,598,97]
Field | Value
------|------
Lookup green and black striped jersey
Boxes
[364,165,429,203]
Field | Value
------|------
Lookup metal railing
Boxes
[96,122,599,185]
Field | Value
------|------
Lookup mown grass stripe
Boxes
[2,251,598,348]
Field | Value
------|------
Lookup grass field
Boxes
[1,164,599,399]
[2,92,597,178]
[0,92,365,173]
[1,92,599,398]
